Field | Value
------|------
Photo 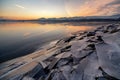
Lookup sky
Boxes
[0,0,120,20]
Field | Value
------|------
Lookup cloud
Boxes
[15,4,25,9]
[66,0,120,16]
[99,0,120,15]
[107,0,120,5]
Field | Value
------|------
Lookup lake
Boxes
[0,22,117,62]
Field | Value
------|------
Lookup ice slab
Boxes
[96,43,120,79]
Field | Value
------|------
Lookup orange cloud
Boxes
[65,0,118,16]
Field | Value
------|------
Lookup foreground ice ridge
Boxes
[0,24,120,80]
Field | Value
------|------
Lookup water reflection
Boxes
[0,22,111,62]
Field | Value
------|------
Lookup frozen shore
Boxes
[0,23,120,80]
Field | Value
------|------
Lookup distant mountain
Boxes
[111,14,120,17]
[36,15,120,23]
[0,18,6,21]
[37,14,120,20]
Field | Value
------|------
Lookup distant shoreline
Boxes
[0,19,120,22]
[0,15,120,23]
[0,20,120,24]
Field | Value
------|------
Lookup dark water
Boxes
[0,22,117,62]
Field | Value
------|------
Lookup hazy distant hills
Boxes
[111,14,120,17]
[37,14,120,20]
[0,14,120,22]
[36,14,120,22]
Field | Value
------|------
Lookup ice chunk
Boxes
[96,43,120,79]
[71,40,88,54]
[103,32,120,47]
[60,65,72,80]
[83,53,102,80]
[55,52,72,59]
[70,58,88,80]
[0,62,24,77]
[0,62,40,80]
[22,76,35,80]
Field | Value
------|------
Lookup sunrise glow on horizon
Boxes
[0,0,120,20]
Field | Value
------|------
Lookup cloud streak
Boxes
[100,0,120,15]
[107,0,120,5]
[15,4,25,9]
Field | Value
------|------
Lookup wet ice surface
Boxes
[0,23,120,80]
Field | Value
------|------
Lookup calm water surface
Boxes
[0,22,115,62]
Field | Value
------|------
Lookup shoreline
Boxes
[0,23,120,80]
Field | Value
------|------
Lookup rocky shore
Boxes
[0,23,120,80]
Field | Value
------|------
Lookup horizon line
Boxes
[1,14,119,20]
